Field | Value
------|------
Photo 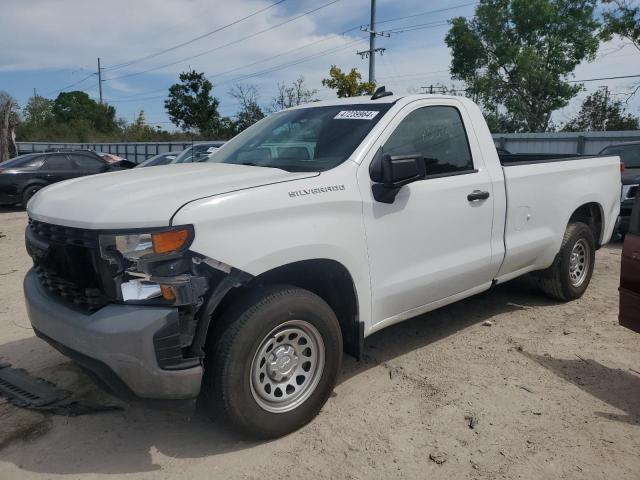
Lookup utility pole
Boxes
[33,88,37,99]
[357,0,389,84]
[97,57,104,104]
[600,85,609,131]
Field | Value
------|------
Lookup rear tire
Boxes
[204,286,342,439]
[537,222,595,301]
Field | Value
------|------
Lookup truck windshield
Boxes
[208,104,393,172]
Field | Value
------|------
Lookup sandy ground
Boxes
[0,206,639,479]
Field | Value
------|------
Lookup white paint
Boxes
[28,94,622,338]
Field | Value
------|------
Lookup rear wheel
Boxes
[537,222,595,301]
[204,286,342,438]
[22,185,42,206]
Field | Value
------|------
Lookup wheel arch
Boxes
[568,201,604,247]
[205,259,363,360]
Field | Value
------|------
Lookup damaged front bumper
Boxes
[24,269,203,400]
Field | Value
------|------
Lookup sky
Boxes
[1,0,639,130]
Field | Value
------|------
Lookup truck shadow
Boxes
[0,279,557,475]
[0,205,25,213]
[521,352,640,425]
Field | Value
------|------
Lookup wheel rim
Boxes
[569,238,590,287]
[250,320,325,413]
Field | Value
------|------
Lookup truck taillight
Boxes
[621,163,625,172]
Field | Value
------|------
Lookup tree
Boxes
[23,95,54,126]
[165,70,221,137]
[321,66,376,98]
[562,88,640,131]
[445,0,600,132]
[0,92,19,161]
[52,91,118,133]
[270,76,318,111]
[601,0,640,99]
[601,0,640,52]
[229,84,264,132]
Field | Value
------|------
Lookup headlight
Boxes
[103,227,193,261]
[99,226,194,302]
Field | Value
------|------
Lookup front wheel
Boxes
[204,286,343,438]
[537,222,595,301]
[22,185,42,206]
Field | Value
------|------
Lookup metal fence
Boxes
[16,130,640,163]
[16,141,199,164]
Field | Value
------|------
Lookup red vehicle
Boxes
[620,194,640,333]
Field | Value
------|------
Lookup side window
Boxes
[383,106,474,175]
[71,154,104,170]
[43,154,73,170]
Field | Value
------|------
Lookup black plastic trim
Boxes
[500,154,619,167]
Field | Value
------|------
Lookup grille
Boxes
[28,219,99,248]
[27,219,109,311]
[34,264,107,310]
[628,186,638,199]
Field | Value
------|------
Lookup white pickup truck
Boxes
[24,92,620,438]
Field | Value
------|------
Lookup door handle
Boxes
[467,190,490,202]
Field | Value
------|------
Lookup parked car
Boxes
[24,93,620,438]
[599,142,640,235]
[620,192,640,333]
[136,151,182,168]
[0,151,132,206]
[171,142,225,163]
[96,152,128,164]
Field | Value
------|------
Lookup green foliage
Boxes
[445,0,600,132]
[562,88,640,131]
[18,91,121,142]
[23,96,54,125]
[321,66,376,98]
[52,91,118,133]
[165,70,221,136]
[601,0,640,51]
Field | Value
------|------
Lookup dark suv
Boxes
[0,151,129,206]
[620,192,640,333]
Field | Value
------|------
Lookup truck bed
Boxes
[495,154,621,282]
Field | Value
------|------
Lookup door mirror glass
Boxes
[370,151,426,203]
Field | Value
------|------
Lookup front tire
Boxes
[537,222,595,301]
[204,286,342,439]
[22,185,42,206]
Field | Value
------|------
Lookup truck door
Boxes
[620,195,640,333]
[359,101,497,326]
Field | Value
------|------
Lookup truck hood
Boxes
[28,163,318,229]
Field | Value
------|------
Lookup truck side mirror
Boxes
[370,150,426,203]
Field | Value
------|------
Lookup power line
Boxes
[385,20,449,34]
[104,0,287,72]
[373,1,477,27]
[104,0,343,81]
[106,27,362,101]
[569,74,640,83]
[105,38,366,103]
[102,4,476,103]
[216,38,366,86]
[43,72,95,96]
